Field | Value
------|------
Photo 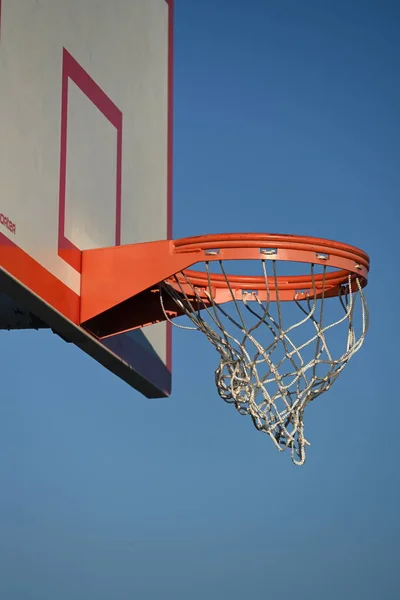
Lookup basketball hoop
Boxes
[158,234,370,465]
[81,233,370,465]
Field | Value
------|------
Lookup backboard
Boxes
[0,0,173,397]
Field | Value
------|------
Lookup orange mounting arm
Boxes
[80,240,202,338]
[80,233,370,340]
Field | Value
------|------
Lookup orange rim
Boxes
[167,233,370,302]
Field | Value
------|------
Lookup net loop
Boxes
[159,258,369,465]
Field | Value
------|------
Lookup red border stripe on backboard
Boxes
[165,0,174,375]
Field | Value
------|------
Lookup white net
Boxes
[160,260,369,465]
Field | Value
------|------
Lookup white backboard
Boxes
[0,0,173,397]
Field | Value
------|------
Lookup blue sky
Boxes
[1,0,399,598]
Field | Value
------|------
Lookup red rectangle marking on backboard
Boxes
[58,48,122,273]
